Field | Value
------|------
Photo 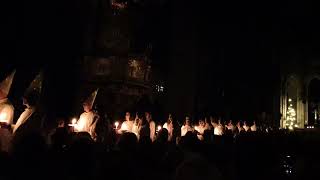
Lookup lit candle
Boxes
[72,118,77,125]
[69,118,77,127]
[157,125,162,132]
[115,121,119,129]
[0,112,7,123]
[68,118,77,132]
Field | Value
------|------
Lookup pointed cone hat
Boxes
[24,71,43,100]
[0,70,16,97]
[83,89,99,109]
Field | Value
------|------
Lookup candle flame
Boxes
[0,112,7,123]
[157,125,162,131]
[72,118,77,124]
[115,121,119,129]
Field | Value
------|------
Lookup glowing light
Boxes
[68,118,77,127]
[288,98,292,102]
[157,125,162,131]
[115,121,119,129]
[0,112,7,122]
[121,122,128,131]
[72,118,77,125]
[156,85,164,92]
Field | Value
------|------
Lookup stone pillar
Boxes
[296,80,305,128]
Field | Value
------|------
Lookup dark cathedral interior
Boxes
[1,0,320,180]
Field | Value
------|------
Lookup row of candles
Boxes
[66,119,162,132]
[113,121,162,132]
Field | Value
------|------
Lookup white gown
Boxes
[163,122,174,140]
[181,125,193,137]
[149,120,156,142]
[132,122,140,139]
[214,125,224,136]
[243,125,250,132]
[0,99,14,152]
[194,125,206,140]
[120,120,133,133]
[75,111,97,139]
[13,107,35,133]
[251,124,257,132]
[0,98,14,125]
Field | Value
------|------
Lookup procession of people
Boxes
[0,69,314,180]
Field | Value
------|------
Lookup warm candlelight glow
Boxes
[157,125,162,131]
[68,118,77,127]
[72,118,77,125]
[0,112,7,123]
[115,121,119,129]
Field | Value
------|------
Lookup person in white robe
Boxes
[145,112,155,142]
[204,117,212,130]
[194,119,206,140]
[181,116,193,137]
[131,113,140,138]
[0,98,14,126]
[214,120,224,136]
[163,114,174,141]
[12,99,36,134]
[0,70,15,152]
[236,121,244,133]
[226,120,235,131]
[243,121,250,132]
[118,112,133,134]
[74,89,99,140]
[250,121,257,132]
[13,71,43,134]
[0,70,15,126]
[210,118,223,136]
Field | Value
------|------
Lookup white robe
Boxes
[0,98,14,125]
[163,122,174,141]
[250,124,257,132]
[243,125,250,132]
[149,120,156,142]
[181,125,193,137]
[214,125,224,136]
[132,122,140,138]
[0,99,14,152]
[120,120,133,133]
[194,125,206,140]
[226,124,236,131]
[75,111,97,138]
[13,107,35,133]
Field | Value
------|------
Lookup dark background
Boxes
[0,0,319,124]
